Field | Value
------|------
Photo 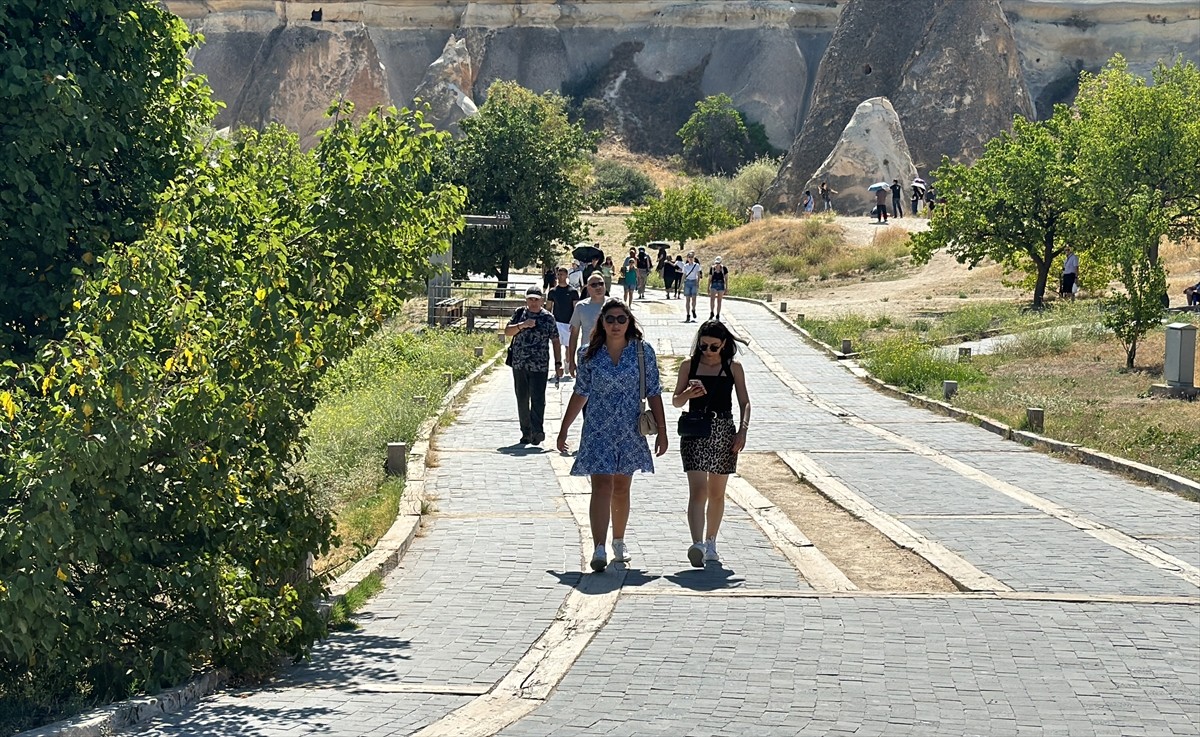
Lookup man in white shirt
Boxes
[1060,246,1079,302]
[567,273,608,376]
[750,203,764,222]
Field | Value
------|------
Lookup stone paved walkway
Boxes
[130,297,1200,737]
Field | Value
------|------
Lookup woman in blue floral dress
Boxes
[557,300,667,573]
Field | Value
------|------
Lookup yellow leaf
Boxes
[56,568,68,582]
[82,251,94,265]
[67,384,80,397]
[40,376,52,395]
[183,348,194,368]
[114,383,124,408]
[82,402,93,417]
[0,392,14,421]
[255,287,267,302]
[164,356,175,372]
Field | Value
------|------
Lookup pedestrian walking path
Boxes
[130,297,1199,737]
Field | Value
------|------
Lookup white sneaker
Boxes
[590,545,608,573]
[687,542,705,568]
[704,539,720,563]
[611,539,630,563]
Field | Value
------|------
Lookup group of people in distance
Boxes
[643,246,730,323]
[505,252,752,572]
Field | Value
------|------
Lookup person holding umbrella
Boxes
[911,177,927,215]
[868,181,890,223]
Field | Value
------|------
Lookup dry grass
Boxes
[595,138,689,192]
[698,215,910,285]
[955,327,1199,483]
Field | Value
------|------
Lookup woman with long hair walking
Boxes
[557,301,668,572]
[671,320,751,566]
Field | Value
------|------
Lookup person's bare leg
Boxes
[715,293,724,317]
[686,470,708,542]
[611,474,632,540]
[590,474,614,548]
[705,473,730,540]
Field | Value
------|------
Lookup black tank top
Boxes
[687,359,734,416]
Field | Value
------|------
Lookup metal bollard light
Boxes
[443,371,454,387]
[943,380,958,400]
[474,346,484,358]
[958,347,972,362]
[1026,407,1044,433]
[796,313,805,324]
[780,301,788,313]
[841,339,853,355]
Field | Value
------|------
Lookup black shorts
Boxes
[1060,273,1077,294]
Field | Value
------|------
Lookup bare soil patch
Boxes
[738,453,958,592]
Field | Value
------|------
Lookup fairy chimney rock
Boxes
[809,97,917,215]
[413,35,479,134]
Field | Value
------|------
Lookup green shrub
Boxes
[587,159,659,208]
[725,273,767,297]
[862,338,985,394]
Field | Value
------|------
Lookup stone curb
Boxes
[22,345,505,737]
[727,296,1200,500]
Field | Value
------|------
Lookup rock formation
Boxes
[766,0,1034,211]
[412,35,478,133]
[807,98,917,215]
[169,1,1199,155]
[190,15,389,149]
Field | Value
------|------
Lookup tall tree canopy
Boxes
[0,0,215,359]
[678,94,750,176]
[450,82,594,282]
[911,107,1082,308]
[625,184,737,250]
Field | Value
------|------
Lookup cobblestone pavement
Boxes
[130,295,1199,737]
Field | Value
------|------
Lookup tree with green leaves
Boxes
[1073,56,1200,268]
[0,0,215,360]
[910,107,1081,308]
[678,94,750,175]
[1072,57,1199,366]
[624,184,738,250]
[0,103,464,712]
[449,82,594,283]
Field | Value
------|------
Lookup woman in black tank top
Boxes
[670,320,752,568]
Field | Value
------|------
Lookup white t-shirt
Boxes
[569,298,605,348]
[682,261,702,282]
[750,204,764,221]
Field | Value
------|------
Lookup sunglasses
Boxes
[588,282,605,288]
[604,314,629,325]
[699,341,722,352]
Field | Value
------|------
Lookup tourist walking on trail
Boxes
[547,267,578,358]
[671,320,751,567]
[681,251,702,322]
[601,255,614,296]
[890,179,903,218]
[557,301,667,572]
[708,256,728,321]
[672,255,685,299]
[635,246,653,299]
[505,285,563,445]
[820,181,835,211]
[567,273,608,377]
[873,186,889,223]
[1061,246,1079,302]
[621,248,637,303]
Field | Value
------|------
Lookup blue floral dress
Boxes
[571,341,661,476]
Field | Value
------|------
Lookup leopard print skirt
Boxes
[680,417,738,475]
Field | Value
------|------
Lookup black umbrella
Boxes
[572,243,604,263]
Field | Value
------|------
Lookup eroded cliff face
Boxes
[169,0,1198,158]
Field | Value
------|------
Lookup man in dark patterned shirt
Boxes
[504,285,563,445]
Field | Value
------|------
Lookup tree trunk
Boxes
[496,258,510,299]
[1032,266,1048,309]
[1126,339,1137,370]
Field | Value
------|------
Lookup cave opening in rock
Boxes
[863,64,872,75]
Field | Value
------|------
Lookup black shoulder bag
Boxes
[676,360,715,439]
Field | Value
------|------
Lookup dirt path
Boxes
[785,215,1028,320]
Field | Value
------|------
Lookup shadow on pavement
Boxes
[664,564,744,591]
[268,632,414,690]
[496,443,550,457]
